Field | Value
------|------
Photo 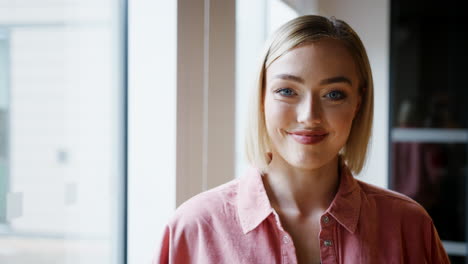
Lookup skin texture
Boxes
[263,38,362,264]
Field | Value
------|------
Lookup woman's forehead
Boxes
[266,40,359,86]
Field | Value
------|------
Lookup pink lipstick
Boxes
[288,130,328,145]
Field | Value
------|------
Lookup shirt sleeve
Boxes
[153,225,171,264]
[153,224,192,264]
[427,220,450,264]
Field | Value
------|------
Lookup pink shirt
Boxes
[154,164,450,263]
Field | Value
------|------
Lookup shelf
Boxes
[443,240,467,256]
[392,128,468,143]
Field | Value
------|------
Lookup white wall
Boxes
[235,0,268,178]
[127,1,177,264]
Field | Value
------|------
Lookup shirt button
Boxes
[282,235,289,244]
[322,215,330,224]
[324,240,333,247]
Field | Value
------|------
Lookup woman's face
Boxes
[264,39,361,170]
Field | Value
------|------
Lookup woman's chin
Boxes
[287,157,328,171]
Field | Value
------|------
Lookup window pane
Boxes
[0,1,125,264]
[390,1,467,261]
[391,1,467,129]
[391,142,466,241]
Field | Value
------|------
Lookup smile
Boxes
[287,131,329,145]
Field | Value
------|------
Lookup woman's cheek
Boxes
[327,101,355,116]
[266,100,294,123]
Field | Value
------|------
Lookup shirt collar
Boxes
[237,168,273,234]
[326,161,362,234]
[237,161,362,235]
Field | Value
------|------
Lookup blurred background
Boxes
[0,0,466,263]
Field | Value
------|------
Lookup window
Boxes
[0,1,126,263]
[390,1,467,262]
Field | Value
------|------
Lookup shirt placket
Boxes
[270,211,298,264]
[280,232,297,264]
[319,213,337,264]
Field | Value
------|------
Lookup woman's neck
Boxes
[263,155,341,217]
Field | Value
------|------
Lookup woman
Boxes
[154,15,449,264]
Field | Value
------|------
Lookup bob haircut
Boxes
[245,15,374,175]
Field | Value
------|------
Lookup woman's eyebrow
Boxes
[320,76,352,86]
[272,74,352,86]
[272,73,305,84]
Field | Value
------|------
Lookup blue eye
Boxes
[326,90,346,100]
[277,88,296,97]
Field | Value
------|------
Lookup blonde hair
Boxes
[245,15,374,174]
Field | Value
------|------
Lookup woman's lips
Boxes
[287,131,328,145]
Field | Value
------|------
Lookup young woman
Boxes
[154,15,449,264]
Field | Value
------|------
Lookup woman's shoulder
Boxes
[354,179,449,263]
[355,179,431,220]
[166,178,241,230]
[156,178,257,263]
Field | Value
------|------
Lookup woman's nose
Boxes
[297,96,322,125]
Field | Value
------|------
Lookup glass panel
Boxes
[0,1,124,264]
[391,1,468,129]
[391,142,466,242]
[0,30,8,224]
[391,1,467,260]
